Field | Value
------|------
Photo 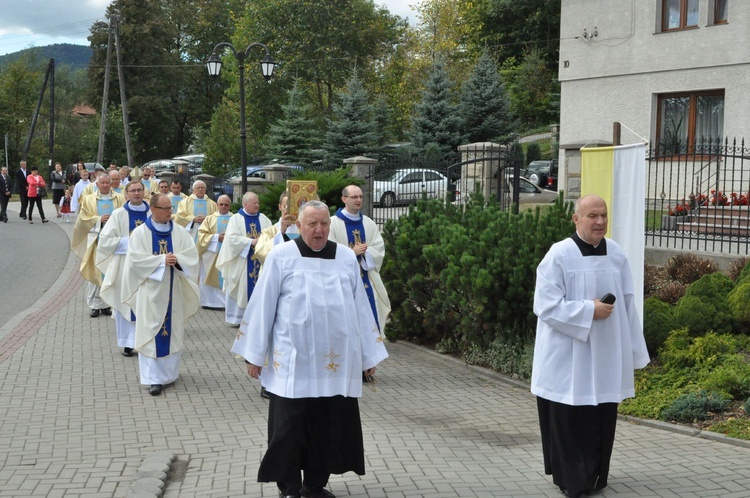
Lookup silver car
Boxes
[374,168,451,207]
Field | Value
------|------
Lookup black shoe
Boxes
[101,307,112,316]
[149,384,163,396]
[300,485,335,498]
[20,215,26,219]
[42,219,49,224]
[90,309,101,318]
[122,348,134,357]
[260,386,271,399]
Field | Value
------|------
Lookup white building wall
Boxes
[558,0,750,196]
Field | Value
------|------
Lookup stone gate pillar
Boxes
[343,156,377,217]
[457,142,505,203]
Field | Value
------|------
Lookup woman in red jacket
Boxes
[26,165,49,224]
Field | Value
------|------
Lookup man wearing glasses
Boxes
[96,181,150,357]
[196,195,233,309]
[122,193,200,396]
[328,185,391,356]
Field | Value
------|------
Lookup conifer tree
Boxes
[410,58,464,156]
[324,72,379,167]
[266,80,322,165]
[459,50,514,144]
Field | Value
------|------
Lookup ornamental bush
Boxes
[727,281,750,327]
[382,193,574,362]
[673,272,734,336]
[643,297,677,355]
[665,254,719,285]
[661,389,731,423]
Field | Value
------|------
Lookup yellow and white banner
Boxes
[581,143,645,321]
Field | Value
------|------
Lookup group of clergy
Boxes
[70,175,393,402]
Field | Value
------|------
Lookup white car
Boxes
[374,168,452,207]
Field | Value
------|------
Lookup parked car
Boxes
[505,176,558,204]
[212,164,304,201]
[373,168,453,207]
[173,153,204,175]
[65,162,104,181]
[523,160,558,190]
[142,158,193,176]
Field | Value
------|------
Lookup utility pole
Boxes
[22,59,55,170]
[97,22,113,166]
[49,59,55,174]
[112,15,134,168]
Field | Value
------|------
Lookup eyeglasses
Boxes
[152,205,172,211]
[128,188,145,193]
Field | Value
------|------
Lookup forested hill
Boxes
[0,44,92,68]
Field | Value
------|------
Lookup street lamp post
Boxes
[206,43,275,196]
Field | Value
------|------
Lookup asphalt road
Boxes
[0,200,69,327]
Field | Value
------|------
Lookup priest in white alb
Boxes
[231,200,387,498]
[196,194,233,309]
[531,195,649,498]
[328,185,390,336]
[215,191,272,326]
[122,193,200,396]
[174,179,217,239]
[71,172,125,318]
[96,179,150,357]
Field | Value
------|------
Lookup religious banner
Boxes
[286,180,318,222]
[581,142,645,321]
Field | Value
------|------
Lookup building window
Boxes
[657,91,724,155]
[714,0,728,24]
[662,0,699,31]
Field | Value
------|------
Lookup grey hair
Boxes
[192,180,206,190]
[298,200,329,222]
[242,191,258,205]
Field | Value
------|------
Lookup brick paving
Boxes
[2,201,750,497]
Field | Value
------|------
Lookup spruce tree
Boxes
[410,58,464,157]
[266,80,322,165]
[459,50,514,144]
[324,72,379,167]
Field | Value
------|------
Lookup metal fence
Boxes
[645,138,750,255]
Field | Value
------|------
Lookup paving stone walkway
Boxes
[2,201,750,497]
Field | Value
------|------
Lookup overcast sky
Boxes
[0,0,418,57]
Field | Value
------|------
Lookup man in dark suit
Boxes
[15,160,29,220]
[0,166,11,222]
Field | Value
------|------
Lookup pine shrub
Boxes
[643,297,677,355]
[661,389,731,423]
[673,273,734,336]
[727,281,750,327]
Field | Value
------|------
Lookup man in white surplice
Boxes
[231,200,387,498]
[215,191,272,326]
[531,195,649,498]
[122,193,200,396]
[195,194,233,309]
[95,181,150,357]
[253,191,299,265]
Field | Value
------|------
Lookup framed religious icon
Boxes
[286,180,318,222]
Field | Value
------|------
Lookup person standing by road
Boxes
[71,169,90,215]
[531,194,650,498]
[15,160,29,220]
[50,162,66,218]
[0,167,11,223]
[26,166,48,224]
[232,200,387,498]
